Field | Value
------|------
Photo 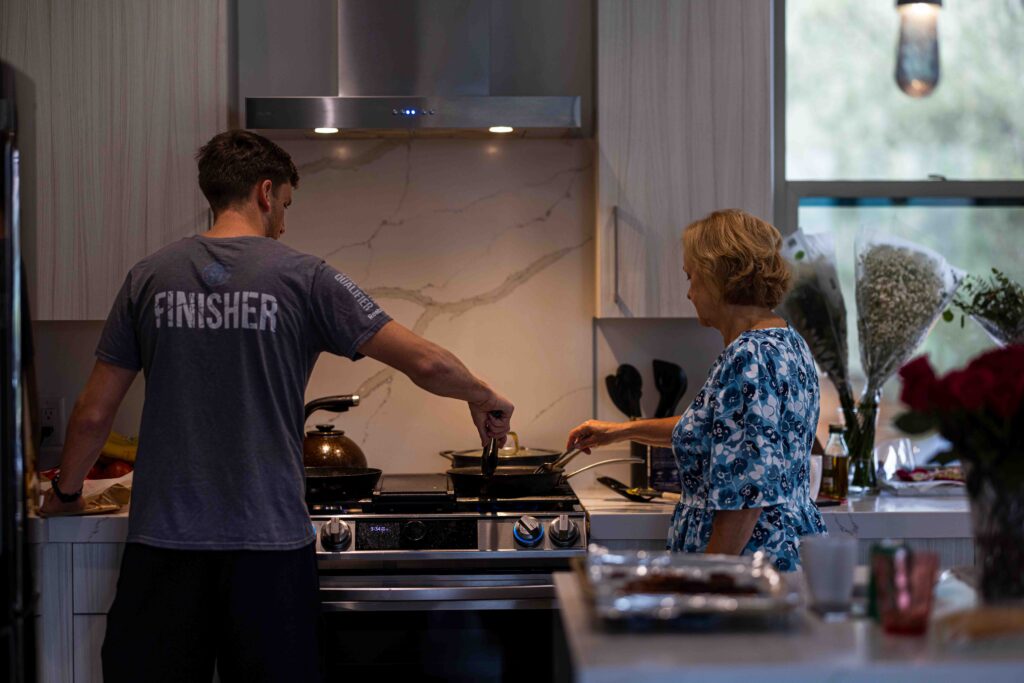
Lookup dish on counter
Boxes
[580,546,802,631]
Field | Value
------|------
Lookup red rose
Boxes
[899,356,938,412]
[985,371,1024,420]
[957,368,995,412]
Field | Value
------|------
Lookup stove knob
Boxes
[320,517,351,551]
[513,515,545,548]
[549,514,580,547]
[402,520,428,545]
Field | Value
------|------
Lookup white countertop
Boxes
[29,488,973,546]
[555,571,1024,683]
[576,487,973,541]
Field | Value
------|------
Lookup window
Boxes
[776,0,1024,450]
[785,0,1024,181]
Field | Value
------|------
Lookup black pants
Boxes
[102,542,322,683]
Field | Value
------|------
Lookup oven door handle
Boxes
[319,582,555,604]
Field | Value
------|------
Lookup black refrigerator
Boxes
[1,59,36,683]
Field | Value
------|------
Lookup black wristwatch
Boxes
[51,474,83,503]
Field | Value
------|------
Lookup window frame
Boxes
[771,0,1024,233]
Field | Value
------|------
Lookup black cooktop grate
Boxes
[307,472,581,515]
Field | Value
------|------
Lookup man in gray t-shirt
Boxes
[41,130,514,682]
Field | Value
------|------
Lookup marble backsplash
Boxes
[282,138,596,471]
[35,139,596,472]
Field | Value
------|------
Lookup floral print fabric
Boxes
[668,327,827,571]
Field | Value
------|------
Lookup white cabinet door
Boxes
[73,615,107,683]
[596,0,773,317]
[73,543,124,615]
[0,0,229,319]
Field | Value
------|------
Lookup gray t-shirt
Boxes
[97,235,390,550]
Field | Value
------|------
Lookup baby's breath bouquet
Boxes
[950,269,1024,347]
[851,234,963,490]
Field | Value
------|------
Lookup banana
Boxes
[102,431,138,462]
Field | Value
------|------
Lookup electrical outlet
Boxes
[40,397,67,446]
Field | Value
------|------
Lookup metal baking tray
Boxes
[580,546,802,630]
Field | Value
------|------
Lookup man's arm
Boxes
[40,360,138,515]
[357,321,513,446]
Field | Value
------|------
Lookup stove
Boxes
[309,473,588,563]
[310,473,581,680]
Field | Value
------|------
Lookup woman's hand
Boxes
[565,420,629,454]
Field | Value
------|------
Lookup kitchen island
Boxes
[577,488,975,568]
[555,570,1024,683]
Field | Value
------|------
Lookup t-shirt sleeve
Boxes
[705,344,789,510]
[96,273,143,371]
[309,262,391,359]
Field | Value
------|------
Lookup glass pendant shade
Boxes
[895,0,942,98]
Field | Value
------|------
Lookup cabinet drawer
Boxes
[73,544,124,614]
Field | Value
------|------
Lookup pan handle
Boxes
[565,458,644,479]
[438,451,455,462]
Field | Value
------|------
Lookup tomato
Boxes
[86,464,105,479]
[104,461,134,479]
[40,467,59,481]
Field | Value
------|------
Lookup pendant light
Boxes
[895,0,943,98]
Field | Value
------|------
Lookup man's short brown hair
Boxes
[196,130,299,214]
[682,209,792,309]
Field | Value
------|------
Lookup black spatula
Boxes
[653,359,688,418]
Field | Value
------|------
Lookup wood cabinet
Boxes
[0,0,228,320]
[595,0,773,318]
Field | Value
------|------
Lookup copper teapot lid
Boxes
[308,424,346,436]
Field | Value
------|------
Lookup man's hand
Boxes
[40,487,86,517]
[469,392,514,447]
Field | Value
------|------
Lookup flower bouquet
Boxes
[852,234,963,490]
[950,268,1024,347]
[779,229,858,433]
[896,346,1024,603]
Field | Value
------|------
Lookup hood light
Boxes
[489,126,514,134]
[314,127,339,134]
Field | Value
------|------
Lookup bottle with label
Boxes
[819,424,850,502]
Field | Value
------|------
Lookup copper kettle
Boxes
[303,395,367,469]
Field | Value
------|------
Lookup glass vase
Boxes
[966,462,1024,603]
[848,389,880,493]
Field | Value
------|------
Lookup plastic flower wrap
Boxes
[952,269,1024,347]
[778,229,857,432]
[851,233,963,488]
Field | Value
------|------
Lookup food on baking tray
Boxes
[621,572,760,596]
[894,466,963,483]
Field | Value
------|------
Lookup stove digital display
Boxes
[355,519,478,550]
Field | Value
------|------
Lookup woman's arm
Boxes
[565,417,678,452]
[705,508,763,555]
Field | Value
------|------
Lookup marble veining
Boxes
[282,139,595,472]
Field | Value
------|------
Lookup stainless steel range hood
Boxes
[238,0,591,138]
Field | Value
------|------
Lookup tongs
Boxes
[533,448,583,474]
[481,437,499,477]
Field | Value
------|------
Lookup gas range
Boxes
[309,473,588,564]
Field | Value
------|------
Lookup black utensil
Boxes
[597,476,656,503]
[652,359,688,418]
[481,438,498,477]
[615,364,643,419]
[605,374,633,419]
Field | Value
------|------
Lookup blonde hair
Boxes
[682,209,791,309]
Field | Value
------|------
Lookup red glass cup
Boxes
[872,548,939,636]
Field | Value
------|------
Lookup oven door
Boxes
[318,572,570,682]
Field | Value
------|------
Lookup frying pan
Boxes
[305,466,382,503]
[449,457,642,498]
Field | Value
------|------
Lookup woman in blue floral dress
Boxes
[567,210,826,571]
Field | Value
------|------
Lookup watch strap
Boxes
[52,474,83,503]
